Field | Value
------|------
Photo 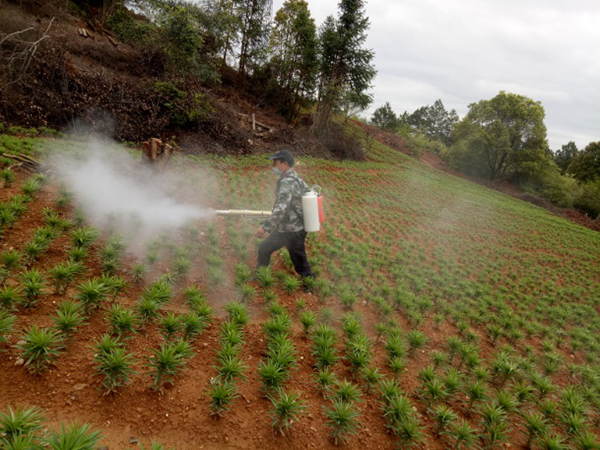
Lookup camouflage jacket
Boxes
[262,169,308,233]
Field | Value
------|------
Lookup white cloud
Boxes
[272,0,600,149]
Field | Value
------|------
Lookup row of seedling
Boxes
[259,301,307,436]
[208,301,248,417]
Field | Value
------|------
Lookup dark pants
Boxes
[258,230,312,278]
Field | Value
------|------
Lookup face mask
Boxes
[272,167,282,176]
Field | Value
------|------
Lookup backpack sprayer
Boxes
[216,185,324,232]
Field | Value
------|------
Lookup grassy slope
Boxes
[3,128,600,448]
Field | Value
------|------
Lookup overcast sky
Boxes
[272,0,600,150]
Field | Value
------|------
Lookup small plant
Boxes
[346,333,372,372]
[315,367,337,396]
[325,400,361,445]
[49,261,83,294]
[0,405,44,439]
[71,226,98,249]
[173,256,191,280]
[19,268,45,307]
[67,246,88,263]
[575,431,600,450]
[0,309,16,344]
[300,310,316,335]
[225,301,249,327]
[360,365,384,394]
[217,353,246,381]
[131,263,147,283]
[407,330,428,355]
[335,379,362,403]
[238,283,256,302]
[393,416,425,449]
[255,266,275,288]
[181,312,206,340]
[158,312,182,340]
[93,333,123,361]
[209,379,238,417]
[76,278,109,312]
[0,284,23,309]
[259,359,287,393]
[432,404,458,435]
[21,176,44,197]
[269,389,306,436]
[1,168,16,187]
[234,263,252,286]
[138,441,175,450]
[137,297,160,322]
[16,325,63,374]
[107,304,140,337]
[23,238,49,264]
[281,274,301,294]
[45,422,102,450]
[444,418,481,450]
[536,431,569,450]
[0,249,22,281]
[95,347,136,394]
[148,341,187,390]
[521,411,547,448]
[53,299,86,336]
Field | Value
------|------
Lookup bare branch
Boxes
[0,18,55,91]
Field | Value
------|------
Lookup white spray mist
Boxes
[52,136,214,247]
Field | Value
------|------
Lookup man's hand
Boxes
[255,226,267,238]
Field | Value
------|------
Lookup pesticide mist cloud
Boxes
[53,138,213,241]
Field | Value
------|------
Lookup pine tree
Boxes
[313,0,376,133]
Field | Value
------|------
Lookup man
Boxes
[255,149,313,285]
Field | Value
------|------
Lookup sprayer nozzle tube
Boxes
[215,209,272,217]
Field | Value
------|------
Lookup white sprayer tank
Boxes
[302,188,320,232]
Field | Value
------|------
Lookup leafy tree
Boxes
[451,91,548,180]
[371,102,398,132]
[568,141,600,182]
[238,0,272,78]
[339,89,373,123]
[553,142,579,175]
[410,99,459,144]
[199,0,243,65]
[269,0,318,119]
[313,0,376,133]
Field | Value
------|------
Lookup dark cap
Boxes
[267,149,294,167]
